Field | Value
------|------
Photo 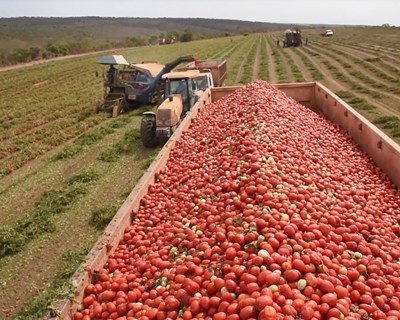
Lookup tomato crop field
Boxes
[0,27,399,319]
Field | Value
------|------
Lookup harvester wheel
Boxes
[141,116,159,148]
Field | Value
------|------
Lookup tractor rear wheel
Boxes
[141,116,159,148]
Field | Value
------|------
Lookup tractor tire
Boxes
[141,116,159,148]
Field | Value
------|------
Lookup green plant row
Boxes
[0,169,99,257]
[302,46,387,102]
[258,35,269,81]
[306,43,399,99]
[267,37,289,83]
[294,47,324,81]
[224,36,256,85]
[317,42,400,89]
[279,47,305,83]
[238,37,259,84]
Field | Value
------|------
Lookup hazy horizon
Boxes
[1,0,399,26]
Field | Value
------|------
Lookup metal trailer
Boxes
[46,82,400,319]
[180,60,227,87]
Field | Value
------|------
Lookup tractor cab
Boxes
[140,70,214,147]
[164,70,199,113]
[162,70,213,113]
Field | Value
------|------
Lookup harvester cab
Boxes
[140,70,214,148]
[96,54,196,117]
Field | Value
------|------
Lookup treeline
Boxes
[0,30,227,67]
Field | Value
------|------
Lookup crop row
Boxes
[310,42,400,96]
[238,37,259,84]
[257,36,269,81]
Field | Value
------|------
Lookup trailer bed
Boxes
[47,81,400,319]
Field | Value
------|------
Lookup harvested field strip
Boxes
[0,114,106,177]
[267,36,290,82]
[293,47,324,81]
[373,115,400,138]
[224,36,256,85]
[0,169,98,257]
[329,39,400,61]
[302,45,390,101]
[280,47,306,82]
[317,42,400,87]
[258,35,269,81]
[305,43,400,113]
[237,36,259,84]
[251,35,262,80]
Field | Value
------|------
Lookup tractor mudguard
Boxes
[143,111,156,117]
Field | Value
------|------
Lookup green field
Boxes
[0,27,400,318]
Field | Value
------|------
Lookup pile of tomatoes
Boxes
[75,81,400,320]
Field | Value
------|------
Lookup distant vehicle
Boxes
[159,37,176,45]
[283,28,302,47]
[322,29,334,37]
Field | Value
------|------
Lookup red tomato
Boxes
[259,306,277,320]
[320,293,338,308]
[285,269,301,282]
[318,279,335,294]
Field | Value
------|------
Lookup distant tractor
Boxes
[283,28,302,47]
[96,55,195,117]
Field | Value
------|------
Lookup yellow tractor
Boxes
[140,60,227,147]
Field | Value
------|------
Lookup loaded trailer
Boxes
[179,60,227,87]
[47,82,400,319]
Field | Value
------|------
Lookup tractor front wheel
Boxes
[141,116,159,148]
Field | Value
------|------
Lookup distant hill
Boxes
[0,17,339,66]
[0,17,301,49]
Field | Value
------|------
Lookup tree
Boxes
[148,35,159,45]
[0,51,8,66]
[8,48,32,63]
[126,36,147,47]
[180,29,193,42]
[29,47,41,60]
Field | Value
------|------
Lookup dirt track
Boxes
[0,48,131,73]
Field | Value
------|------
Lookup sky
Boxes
[0,0,399,26]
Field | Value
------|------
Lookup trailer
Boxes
[180,60,227,87]
[47,82,400,319]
